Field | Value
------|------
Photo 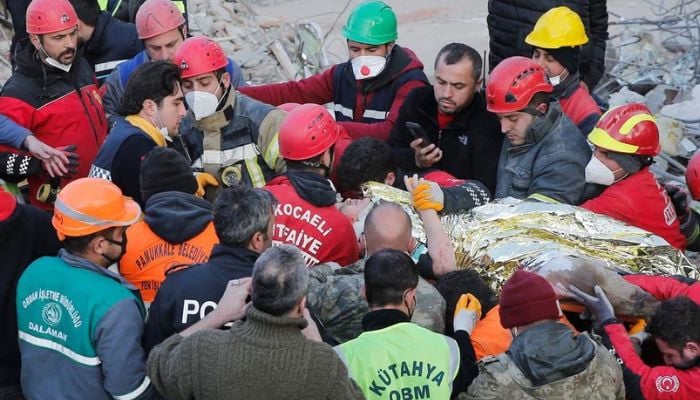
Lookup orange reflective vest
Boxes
[119,220,218,302]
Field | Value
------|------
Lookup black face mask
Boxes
[102,232,127,265]
[403,291,416,320]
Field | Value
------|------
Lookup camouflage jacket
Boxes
[307,259,446,343]
[460,334,625,400]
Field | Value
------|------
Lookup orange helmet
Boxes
[52,178,141,240]
[279,104,339,161]
[26,0,78,35]
[174,36,228,79]
[588,103,660,156]
[486,56,553,114]
[686,152,700,200]
[135,0,185,40]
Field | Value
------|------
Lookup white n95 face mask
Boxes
[351,56,387,80]
[185,91,220,121]
[584,155,615,186]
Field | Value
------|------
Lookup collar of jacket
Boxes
[58,248,139,291]
[552,72,581,100]
[125,114,168,147]
[343,45,413,95]
[285,170,338,207]
[361,308,410,332]
[234,305,308,340]
[13,39,80,86]
[194,85,236,132]
[416,88,488,132]
[508,102,562,154]
[207,243,260,271]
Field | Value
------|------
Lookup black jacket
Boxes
[487,0,609,89]
[388,86,503,194]
[0,202,61,387]
[143,244,259,353]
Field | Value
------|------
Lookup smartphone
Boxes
[406,122,433,147]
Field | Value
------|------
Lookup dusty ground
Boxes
[252,0,667,79]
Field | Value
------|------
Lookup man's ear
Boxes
[407,237,417,254]
[685,341,700,358]
[29,34,41,51]
[535,102,548,115]
[384,171,395,186]
[299,296,307,314]
[221,72,231,89]
[142,99,157,117]
[250,231,265,252]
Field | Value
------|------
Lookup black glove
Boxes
[568,285,616,328]
[665,184,690,223]
[57,145,79,178]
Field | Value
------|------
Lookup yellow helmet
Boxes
[525,7,589,49]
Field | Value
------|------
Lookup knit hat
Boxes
[499,269,560,329]
[545,46,580,74]
[608,152,644,174]
[140,147,198,203]
[0,188,17,221]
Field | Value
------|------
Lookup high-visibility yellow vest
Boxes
[98,0,186,18]
[335,322,460,399]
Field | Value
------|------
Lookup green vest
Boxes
[16,256,142,366]
[335,322,460,399]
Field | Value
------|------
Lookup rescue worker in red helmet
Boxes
[581,103,685,250]
[0,0,106,211]
[264,104,360,267]
[174,36,286,197]
[486,56,591,204]
[663,151,700,251]
[526,7,601,135]
[102,0,246,125]
[15,178,157,399]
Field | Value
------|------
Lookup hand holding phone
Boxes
[406,121,433,148]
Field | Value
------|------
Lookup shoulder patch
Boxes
[655,375,680,393]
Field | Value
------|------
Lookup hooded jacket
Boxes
[0,197,61,389]
[487,0,609,90]
[0,42,108,210]
[143,244,260,353]
[463,321,625,399]
[388,86,503,194]
[495,103,591,204]
[119,192,218,303]
[240,45,429,141]
[264,171,359,267]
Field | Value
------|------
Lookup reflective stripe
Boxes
[113,376,152,400]
[620,114,656,136]
[200,144,260,166]
[362,109,389,120]
[263,132,281,171]
[333,103,354,119]
[245,157,265,188]
[54,196,140,228]
[88,164,112,181]
[528,193,560,203]
[95,60,127,73]
[588,127,639,153]
[18,331,101,366]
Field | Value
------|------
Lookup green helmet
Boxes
[342,1,398,45]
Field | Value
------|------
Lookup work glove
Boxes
[665,184,690,223]
[55,145,79,178]
[453,293,481,335]
[628,318,649,355]
[195,172,219,197]
[404,174,444,212]
[568,285,616,329]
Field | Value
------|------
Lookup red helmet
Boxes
[174,36,228,79]
[279,104,339,161]
[26,0,78,35]
[135,0,185,40]
[588,103,660,156]
[486,56,553,114]
[686,152,700,200]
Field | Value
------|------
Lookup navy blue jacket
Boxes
[83,12,143,84]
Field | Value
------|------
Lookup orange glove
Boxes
[453,293,482,334]
[195,172,219,197]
